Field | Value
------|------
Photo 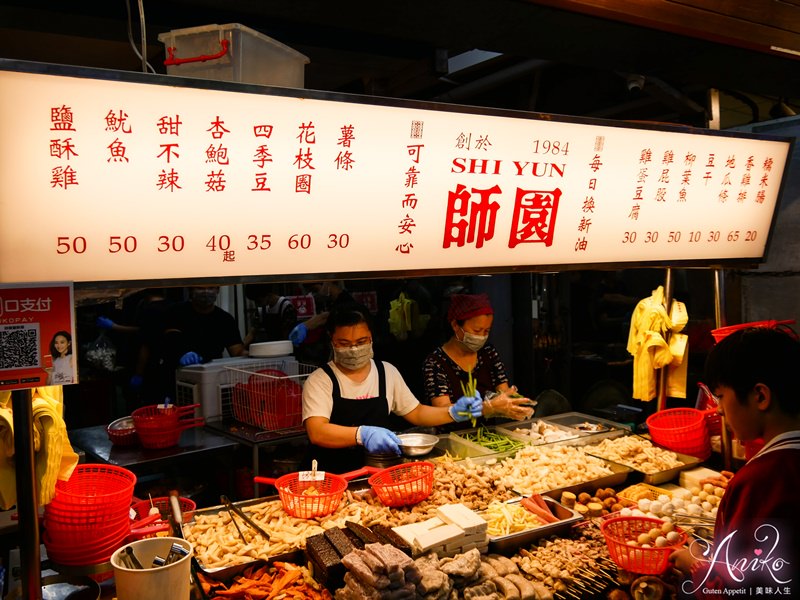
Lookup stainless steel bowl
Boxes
[397,433,438,457]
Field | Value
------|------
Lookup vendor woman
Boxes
[302,303,483,473]
[422,293,534,421]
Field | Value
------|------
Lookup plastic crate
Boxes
[175,356,296,420]
[158,23,309,87]
[226,360,315,431]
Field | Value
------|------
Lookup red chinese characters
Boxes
[49,104,79,189]
[509,188,561,248]
[205,116,229,192]
[105,109,132,164]
[443,184,500,249]
[335,124,356,171]
[252,123,274,191]
[394,120,425,255]
[294,121,315,194]
[156,114,182,191]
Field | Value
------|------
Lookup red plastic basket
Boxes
[646,408,712,460]
[367,461,434,507]
[231,368,304,431]
[53,464,136,507]
[601,516,687,574]
[130,496,196,522]
[256,471,349,519]
[131,404,203,449]
[44,507,130,530]
[711,319,796,343]
[44,518,130,548]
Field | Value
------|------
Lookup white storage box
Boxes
[175,355,297,421]
[158,23,309,87]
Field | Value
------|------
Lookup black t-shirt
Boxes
[162,302,242,364]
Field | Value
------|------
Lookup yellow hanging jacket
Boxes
[626,286,689,401]
[0,386,78,509]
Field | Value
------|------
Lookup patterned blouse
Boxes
[422,344,509,403]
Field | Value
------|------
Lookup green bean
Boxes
[459,426,525,453]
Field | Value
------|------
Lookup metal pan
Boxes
[484,496,583,554]
[182,495,303,580]
[584,435,703,485]
[541,459,632,501]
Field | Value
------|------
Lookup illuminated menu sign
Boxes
[0,62,792,284]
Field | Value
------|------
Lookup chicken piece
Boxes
[339,572,381,599]
[440,548,481,578]
[417,569,451,597]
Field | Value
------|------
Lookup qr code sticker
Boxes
[0,324,41,370]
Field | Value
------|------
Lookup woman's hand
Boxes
[483,387,536,420]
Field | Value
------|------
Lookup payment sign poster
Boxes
[0,282,76,391]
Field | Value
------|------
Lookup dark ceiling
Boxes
[1,0,799,128]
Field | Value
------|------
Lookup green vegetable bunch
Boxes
[460,426,526,453]
[458,370,478,427]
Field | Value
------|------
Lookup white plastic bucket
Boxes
[111,537,193,600]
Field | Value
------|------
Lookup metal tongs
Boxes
[221,495,271,542]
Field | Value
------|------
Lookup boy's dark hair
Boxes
[704,326,800,416]
[326,302,372,336]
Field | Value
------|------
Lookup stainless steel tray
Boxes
[182,495,302,580]
[584,437,703,485]
[541,459,632,500]
[544,411,631,434]
[451,426,529,456]
[496,420,583,446]
[429,433,496,460]
[484,496,583,554]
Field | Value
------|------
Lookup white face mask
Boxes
[459,326,488,352]
[334,342,374,370]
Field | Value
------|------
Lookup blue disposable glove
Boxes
[358,426,402,455]
[96,316,115,330]
[449,390,483,422]
[179,351,202,366]
[129,374,143,389]
[289,323,308,345]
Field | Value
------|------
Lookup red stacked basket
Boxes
[43,464,136,567]
[131,404,204,449]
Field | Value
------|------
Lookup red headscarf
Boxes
[447,293,493,322]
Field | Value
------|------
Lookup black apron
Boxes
[304,360,394,474]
